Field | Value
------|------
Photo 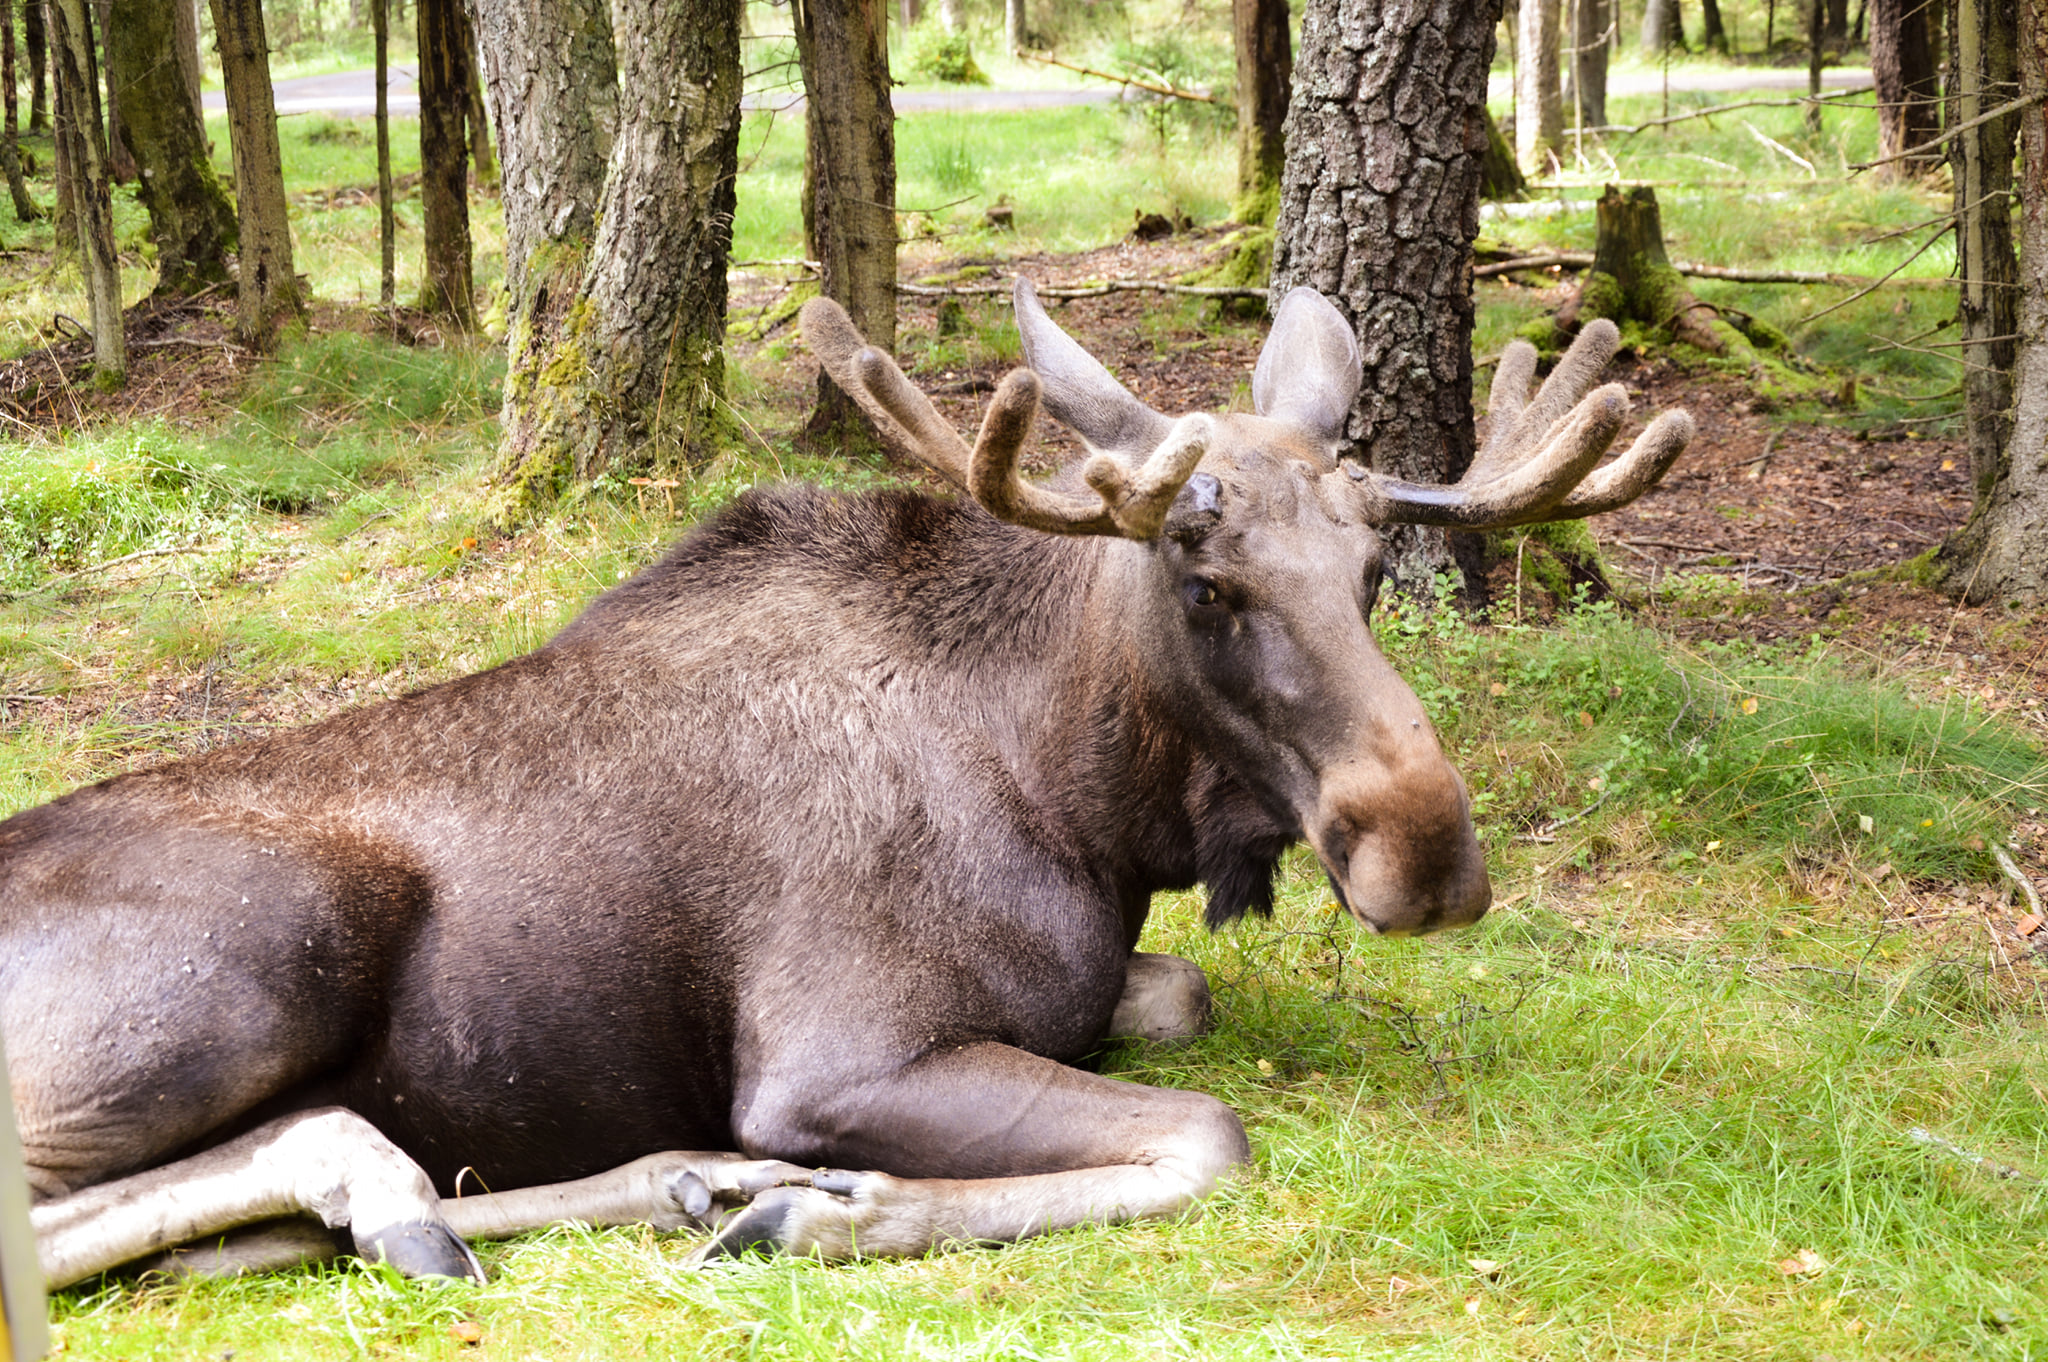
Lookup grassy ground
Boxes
[5,24,2046,1362]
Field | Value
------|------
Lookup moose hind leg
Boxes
[702,1042,1249,1261]
[1107,952,1213,1046]
[31,1108,480,1289]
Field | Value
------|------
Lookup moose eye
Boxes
[1185,578,1223,610]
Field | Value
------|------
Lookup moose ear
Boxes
[1013,277,1174,459]
[1252,287,1362,443]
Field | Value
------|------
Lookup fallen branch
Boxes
[1591,86,1875,137]
[45,544,227,583]
[898,277,1267,301]
[1476,252,1947,288]
[1743,120,1816,177]
[1012,48,1219,104]
[1994,844,2042,920]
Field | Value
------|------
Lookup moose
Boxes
[0,280,1692,1286]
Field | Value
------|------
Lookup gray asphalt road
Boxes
[220,62,1869,122]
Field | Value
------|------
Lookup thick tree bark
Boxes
[0,2,36,219]
[417,0,476,327]
[210,0,303,348]
[1516,0,1562,173]
[1271,0,1502,587]
[486,0,744,520]
[1936,0,2028,599]
[1567,0,1608,129]
[50,0,121,382]
[1871,0,1940,178]
[795,0,896,447]
[375,0,394,308]
[108,0,236,294]
[26,0,45,133]
[473,0,615,346]
[1232,0,1290,223]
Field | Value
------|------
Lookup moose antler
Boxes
[798,296,1208,540]
[1368,321,1696,529]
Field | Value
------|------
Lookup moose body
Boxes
[0,283,1691,1285]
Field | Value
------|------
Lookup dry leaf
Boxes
[1859,814,1875,835]
[1578,711,1594,729]
[2017,914,2043,937]
[1705,840,1723,853]
[1464,1296,1482,1316]
[1776,1248,1828,1276]
[1942,458,1956,471]
[1255,1058,1274,1075]
[1467,1257,1503,1278]
[1742,696,1759,715]
[449,1321,484,1346]
[1489,681,1507,696]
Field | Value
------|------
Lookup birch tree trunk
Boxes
[210,0,304,348]
[50,0,121,383]
[108,0,236,294]
[486,0,744,521]
[1516,0,1562,173]
[1937,0,2039,599]
[795,0,896,447]
[1271,0,1502,588]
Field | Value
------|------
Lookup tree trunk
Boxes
[1935,0,2025,598]
[94,0,133,182]
[375,0,393,308]
[0,2,37,220]
[463,9,496,188]
[1516,0,1562,173]
[107,0,236,294]
[473,0,615,352]
[795,0,896,448]
[1480,106,1525,198]
[1641,0,1675,49]
[1871,0,1940,178]
[210,0,303,348]
[937,0,959,31]
[1271,0,1502,588]
[1005,0,1022,52]
[1701,0,1726,51]
[1563,184,1725,351]
[1825,0,1848,45]
[1232,0,1290,224]
[417,0,476,328]
[172,0,201,125]
[1807,0,1827,129]
[50,2,74,257]
[1938,0,2048,600]
[50,0,121,383]
[27,0,45,133]
[1567,0,1608,128]
[486,0,744,522]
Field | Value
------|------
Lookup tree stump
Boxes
[1562,185,1725,353]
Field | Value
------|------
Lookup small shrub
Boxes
[907,28,988,86]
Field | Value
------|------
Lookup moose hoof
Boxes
[691,1186,807,1262]
[356,1220,485,1282]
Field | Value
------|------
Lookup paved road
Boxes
[217,63,1870,121]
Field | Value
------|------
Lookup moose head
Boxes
[802,279,1693,938]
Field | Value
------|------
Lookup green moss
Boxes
[1231,183,1280,229]
[1574,271,1628,324]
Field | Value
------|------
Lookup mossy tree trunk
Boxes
[1231,0,1290,224]
[108,0,237,295]
[50,0,120,383]
[1935,0,2036,600]
[210,0,304,349]
[417,0,475,328]
[795,0,896,451]
[486,0,743,523]
[1480,105,1525,199]
[1564,185,1727,352]
[1272,0,1503,591]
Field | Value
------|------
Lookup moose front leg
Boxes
[1107,952,1213,1046]
[699,1042,1249,1261]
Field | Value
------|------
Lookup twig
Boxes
[1743,120,1817,177]
[43,544,225,583]
[1851,89,2048,172]
[1796,219,1958,327]
[1908,1125,2033,1182]
[1994,844,2042,920]
[1597,86,1875,137]
[1012,48,1218,103]
[1475,253,1945,288]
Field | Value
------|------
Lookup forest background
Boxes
[9,0,2048,1357]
